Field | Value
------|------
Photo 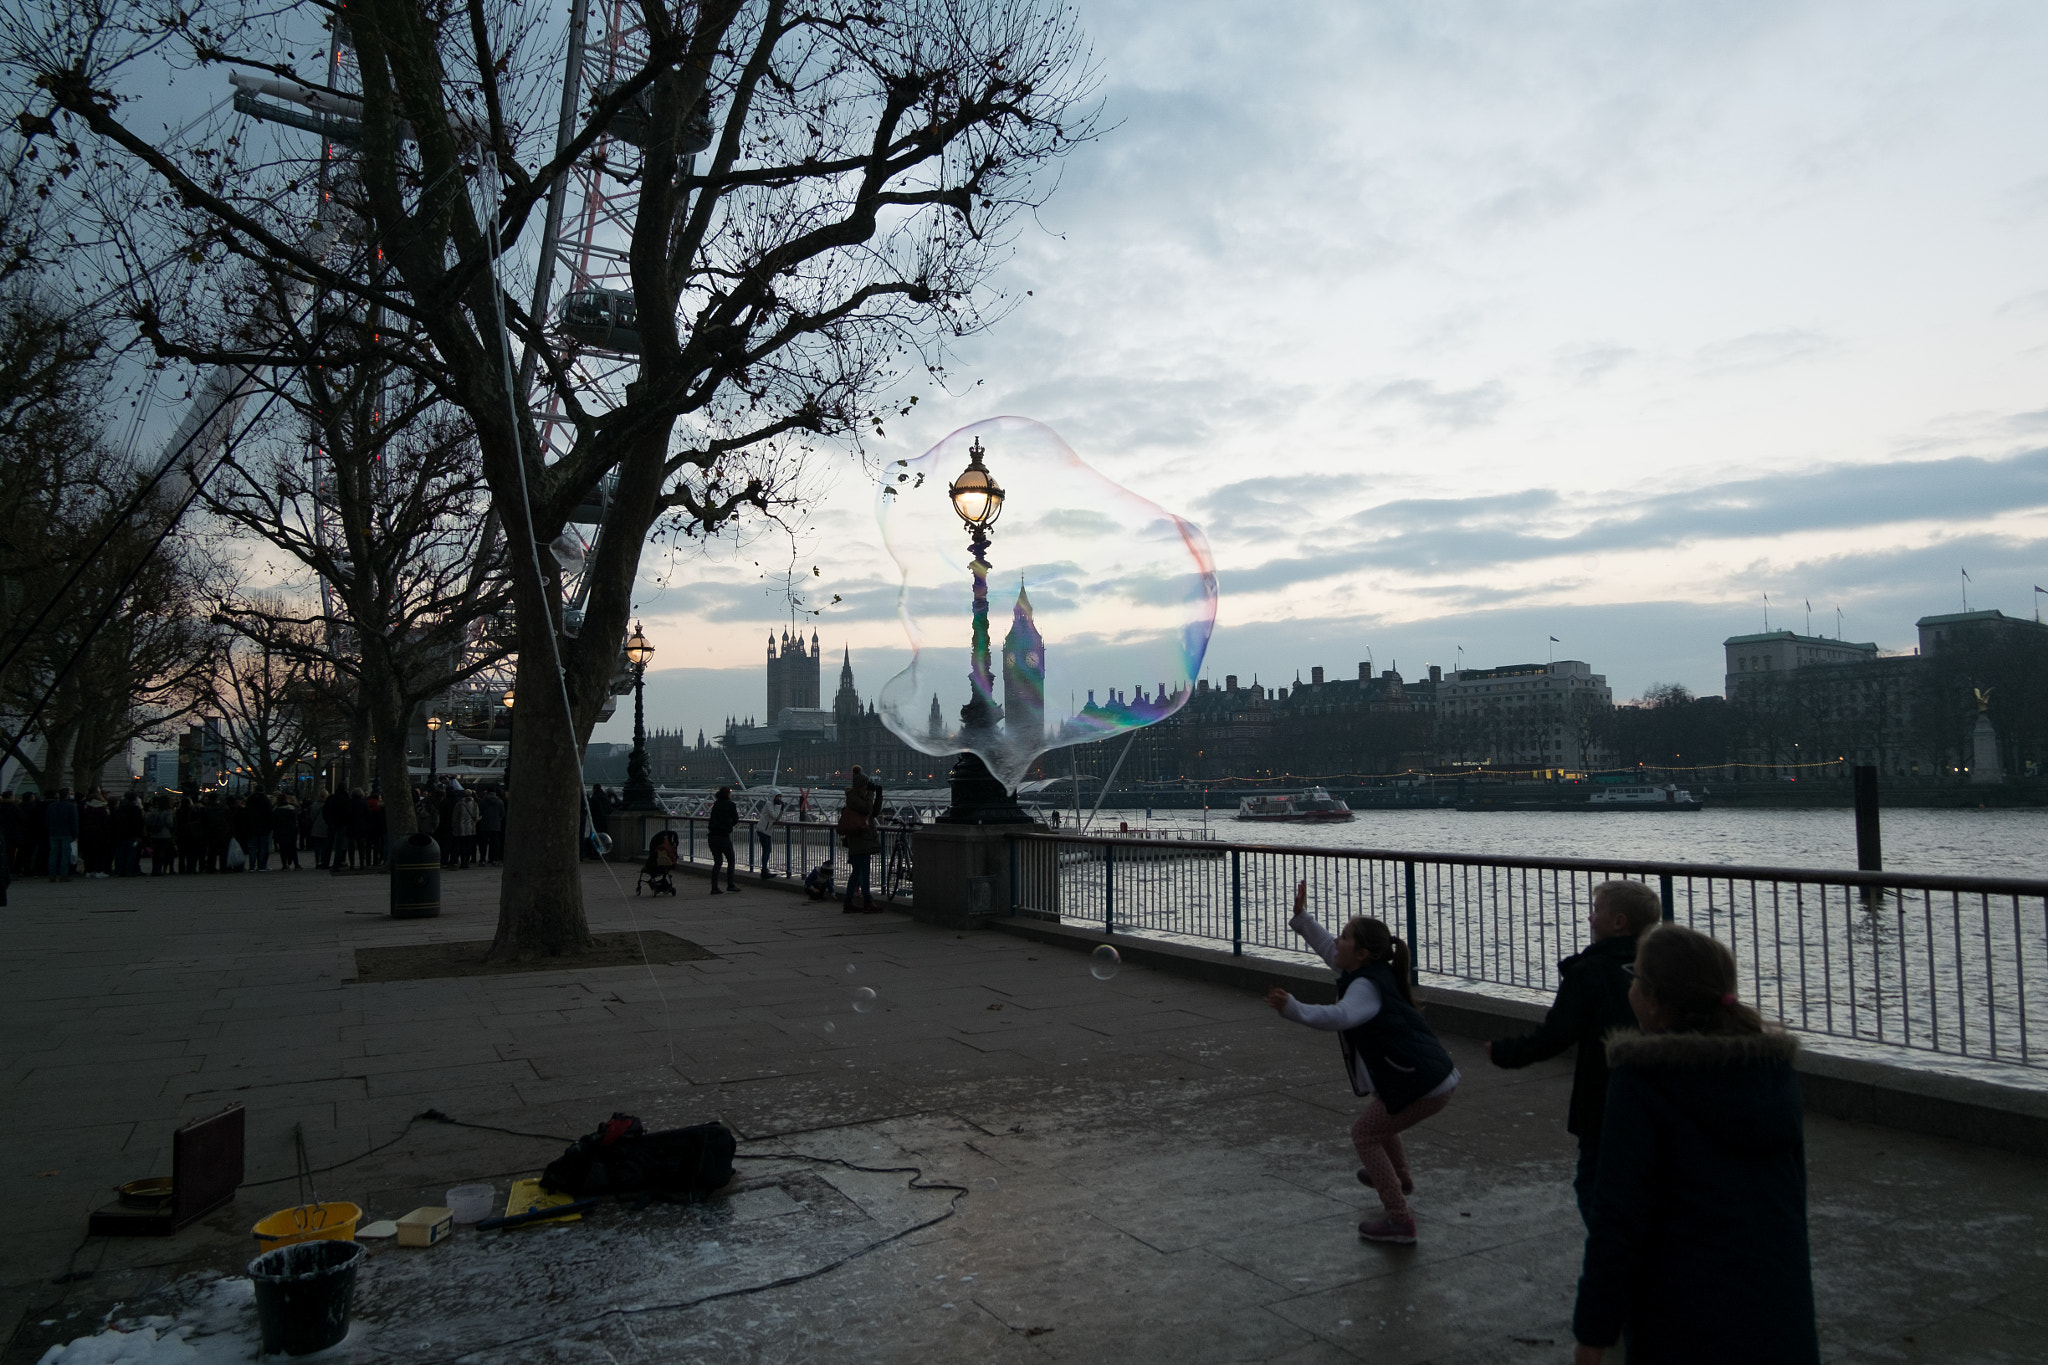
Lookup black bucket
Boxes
[247,1238,364,1356]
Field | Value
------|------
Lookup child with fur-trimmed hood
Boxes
[1572,923,1818,1365]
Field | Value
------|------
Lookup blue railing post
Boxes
[1230,849,1243,956]
[1104,842,1115,935]
[1404,859,1419,987]
[1009,835,1019,916]
[688,818,695,863]
[1660,873,1675,922]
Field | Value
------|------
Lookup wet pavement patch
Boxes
[352,932,715,983]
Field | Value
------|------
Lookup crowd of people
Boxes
[1268,875,1818,1364]
[0,778,509,880]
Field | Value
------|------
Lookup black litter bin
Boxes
[390,832,441,918]
[248,1238,364,1356]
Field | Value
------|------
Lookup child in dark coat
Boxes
[1488,878,1660,1225]
[1573,923,1818,1364]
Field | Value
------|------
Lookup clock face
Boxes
[1026,651,1041,669]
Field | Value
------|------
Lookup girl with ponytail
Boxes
[1266,881,1458,1245]
[1572,924,1817,1364]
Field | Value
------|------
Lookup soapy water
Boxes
[876,417,1218,791]
[851,987,877,1013]
[1091,945,1121,981]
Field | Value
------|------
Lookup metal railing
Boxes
[636,815,916,899]
[1007,831,2048,1071]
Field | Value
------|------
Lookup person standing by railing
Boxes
[707,786,740,894]
[1572,924,1817,1365]
[837,768,883,914]
[754,790,785,880]
[1265,881,1459,1245]
[1487,878,1659,1227]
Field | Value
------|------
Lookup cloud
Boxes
[1362,377,1512,429]
[1692,329,1841,375]
[1220,447,2048,584]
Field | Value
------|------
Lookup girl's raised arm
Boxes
[1287,881,1340,968]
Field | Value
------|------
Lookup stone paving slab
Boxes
[3,864,2047,1363]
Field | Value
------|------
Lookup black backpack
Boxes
[540,1113,736,1199]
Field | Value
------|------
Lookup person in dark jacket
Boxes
[145,795,175,874]
[273,795,300,869]
[0,792,24,879]
[79,792,112,876]
[706,787,740,893]
[44,788,79,881]
[245,790,273,870]
[838,770,884,913]
[323,787,351,869]
[195,795,225,871]
[1267,881,1459,1245]
[21,791,45,875]
[1573,924,1817,1365]
[346,788,371,869]
[174,796,202,873]
[477,788,504,864]
[112,793,147,876]
[1488,878,1660,1226]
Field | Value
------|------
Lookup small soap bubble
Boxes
[851,986,877,1013]
[1090,945,1121,981]
[846,964,857,975]
[823,1021,836,1034]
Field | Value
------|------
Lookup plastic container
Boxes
[252,1201,362,1253]
[248,1238,364,1356]
[445,1184,494,1224]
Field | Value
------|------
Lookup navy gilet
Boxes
[1334,961,1455,1114]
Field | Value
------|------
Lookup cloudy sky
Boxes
[605,0,2048,744]
[77,1,2048,748]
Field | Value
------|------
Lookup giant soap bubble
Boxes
[875,417,1218,791]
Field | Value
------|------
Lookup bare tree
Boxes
[16,0,1100,954]
[0,289,215,793]
[202,599,334,793]
[202,293,512,828]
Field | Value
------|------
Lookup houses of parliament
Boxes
[640,626,947,787]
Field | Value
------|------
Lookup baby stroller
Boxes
[637,830,680,897]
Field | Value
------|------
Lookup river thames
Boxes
[1085,805,2047,879]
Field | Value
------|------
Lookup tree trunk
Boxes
[366,698,419,842]
[40,716,78,794]
[488,568,593,959]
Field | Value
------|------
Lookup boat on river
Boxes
[1234,787,1355,823]
[1587,783,1703,811]
[1461,782,1704,812]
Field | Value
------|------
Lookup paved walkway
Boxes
[3,862,2046,1363]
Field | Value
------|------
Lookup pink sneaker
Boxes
[1358,1214,1417,1245]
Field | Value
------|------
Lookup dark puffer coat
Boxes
[1488,933,1638,1141]
[1574,1028,1818,1364]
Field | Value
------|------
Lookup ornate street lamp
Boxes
[622,621,658,810]
[940,438,1029,824]
[426,714,442,784]
[500,688,515,793]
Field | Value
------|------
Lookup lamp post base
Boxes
[621,749,659,811]
[937,749,1033,825]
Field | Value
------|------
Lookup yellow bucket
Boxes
[252,1201,362,1252]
